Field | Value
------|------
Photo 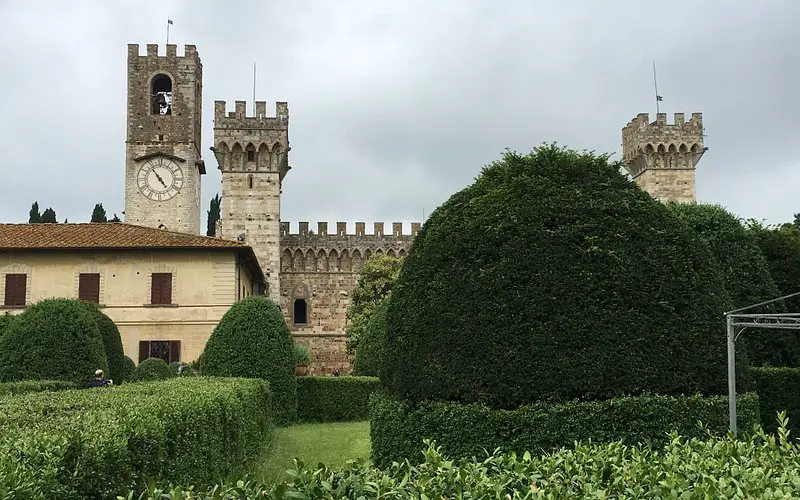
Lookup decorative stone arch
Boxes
[245,143,257,170]
[398,249,407,258]
[645,144,655,154]
[657,144,666,154]
[387,249,396,258]
[231,142,244,171]
[350,249,362,270]
[291,283,311,326]
[281,249,293,272]
[375,249,384,256]
[293,249,304,272]
[691,143,701,153]
[0,263,33,306]
[304,249,316,273]
[317,249,329,272]
[339,249,352,272]
[668,143,677,153]
[679,143,688,153]
[257,143,269,170]
[150,73,173,115]
[74,263,106,304]
[271,142,284,171]
[328,249,339,272]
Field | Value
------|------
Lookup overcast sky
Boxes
[0,1,797,232]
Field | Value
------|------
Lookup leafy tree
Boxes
[91,203,108,222]
[28,202,41,223]
[353,296,390,377]
[207,194,221,236]
[200,296,297,424]
[669,203,798,366]
[110,213,121,222]
[345,254,402,353]
[383,144,737,410]
[41,208,57,223]
[0,298,107,385]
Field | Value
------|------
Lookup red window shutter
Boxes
[139,341,151,363]
[4,274,26,306]
[162,274,172,304]
[78,273,100,303]
[169,340,181,363]
[151,273,172,305]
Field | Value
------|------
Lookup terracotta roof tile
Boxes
[0,223,246,250]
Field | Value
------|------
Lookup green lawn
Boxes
[256,421,371,483]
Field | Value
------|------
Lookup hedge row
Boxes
[297,376,380,422]
[0,379,76,396]
[751,366,800,435]
[0,377,273,498]
[369,391,760,468]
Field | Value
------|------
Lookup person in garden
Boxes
[87,369,111,388]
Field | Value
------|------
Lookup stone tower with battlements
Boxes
[621,112,707,203]
[212,100,290,303]
[124,44,205,234]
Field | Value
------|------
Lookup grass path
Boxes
[256,421,371,483]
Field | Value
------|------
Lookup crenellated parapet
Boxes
[211,100,290,179]
[621,112,708,203]
[279,221,420,273]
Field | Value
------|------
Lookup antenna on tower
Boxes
[166,19,173,45]
[253,61,257,115]
[652,61,663,114]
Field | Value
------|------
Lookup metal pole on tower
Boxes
[253,61,257,114]
[166,19,173,45]
[653,62,663,114]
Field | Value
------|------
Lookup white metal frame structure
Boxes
[725,291,800,435]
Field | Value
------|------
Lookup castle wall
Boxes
[279,221,419,374]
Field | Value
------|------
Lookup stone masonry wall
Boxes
[125,44,204,235]
[279,221,420,374]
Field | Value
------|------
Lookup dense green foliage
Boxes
[201,296,297,425]
[293,343,311,365]
[79,301,127,383]
[91,202,108,222]
[122,356,136,383]
[41,207,57,223]
[0,312,13,339]
[132,357,174,381]
[130,416,800,499]
[0,298,107,385]
[752,366,800,435]
[353,297,390,377]
[206,193,221,236]
[28,201,41,223]
[296,376,381,422]
[384,145,736,409]
[345,254,403,353]
[369,390,759,468]
[0,377,272,498]
[748,222,800,312]
[0,379,76,396]
[669,203,800,366]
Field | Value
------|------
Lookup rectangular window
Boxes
[150,273,172,305]
[4,274,26,306]
[139,340,181,364]
[78,273,100,303]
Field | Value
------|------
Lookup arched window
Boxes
[293,299,308,324]
[151,74,173,115]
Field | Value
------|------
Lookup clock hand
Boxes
[154,171,167,188]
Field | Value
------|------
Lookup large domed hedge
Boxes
[353,297,390,377]
[78,301,126,383]
[382,145,738,409]
[0,298,107,386]
[201,296,297,424]
[668,203,799,366]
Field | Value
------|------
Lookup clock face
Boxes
[136,157,184,201]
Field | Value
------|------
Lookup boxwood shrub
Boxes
[383,145,740,410]
[0,379,76,396]
[297,376,381,422]
[80,302,126,384]
[353,298,389,377]
[369,390,760,468]
[751,366,800,435]
[132,357,174,381]
[0,298,108,386]
[0,377,272,498]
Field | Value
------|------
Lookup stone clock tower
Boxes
[124,44,205,234]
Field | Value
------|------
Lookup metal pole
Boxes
[727,314,737,435]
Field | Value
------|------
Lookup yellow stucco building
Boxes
[0,223,264,364]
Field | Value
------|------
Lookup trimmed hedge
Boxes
[369,391,761,468]
[749,224,800,313]
[0,298,108,386]
[201,296,297,425]
[133,357,174,381]
[384,145,738,409]
[752,366,800,435]
[0,377,272,498]
[297,376,381,422]
[0,379,76,396]
[84,302,126,384]
[353,298,389,377]
[0,312,14,339]
[122,355,136,383]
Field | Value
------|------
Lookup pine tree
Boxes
[206,193,221,236]
[91,203,107,223]
[41,208,57,223]
[28,202,41,223]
